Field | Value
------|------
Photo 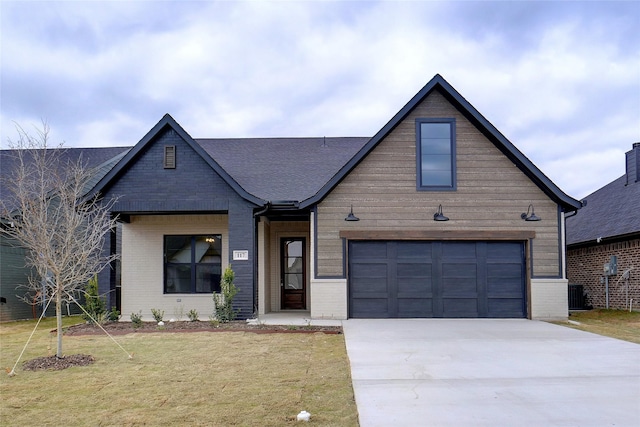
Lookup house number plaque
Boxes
[233,250,249,261]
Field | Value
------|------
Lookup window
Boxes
[416,119,456,190]
[164,235,222,294]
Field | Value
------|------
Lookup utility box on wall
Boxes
[603,255,618,276]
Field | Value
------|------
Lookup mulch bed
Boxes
[22,354,95,371]
[62,320,343,336]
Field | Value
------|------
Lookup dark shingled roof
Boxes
[566,174,640,246]
[196,137,370,202]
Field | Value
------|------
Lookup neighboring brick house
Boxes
[566,143,640,310]
[2,74,582,322]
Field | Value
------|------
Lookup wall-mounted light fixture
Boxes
[433,204,449,221]
[345,205,360,221]
[521,204,541,221]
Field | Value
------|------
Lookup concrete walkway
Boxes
[342,319,640,427]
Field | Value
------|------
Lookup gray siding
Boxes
[0,237,60,321]
[0,238,33,321]
[317,90,560,278]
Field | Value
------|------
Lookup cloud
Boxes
[1,0,638,200]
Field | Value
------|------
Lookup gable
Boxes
[91,114,264,211]
[100,126,256,213]
[302,75,581,212]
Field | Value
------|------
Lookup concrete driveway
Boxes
[342,319,640,427]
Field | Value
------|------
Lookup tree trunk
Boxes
[56,284,63,358]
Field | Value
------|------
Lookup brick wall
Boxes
[567,238,640,310]
[310,278,348,319]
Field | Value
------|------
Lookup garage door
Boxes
[348,241,526,318]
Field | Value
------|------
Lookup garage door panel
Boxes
[351,280,388,295]
[487,298,524,317]
[442,278,477,296]
[350,241,389,259]
[398,280,432,295]
[351,262,387,277]
[398,298,433,317]
[442,242,477,258]
[488,263,523,277]
[397,242,432,258]
[487,278,522,295]
[487,242,523,260]
[442,262,477,277]
[443,298,478,317]
[398,262,431,277]
[351,298,389,318]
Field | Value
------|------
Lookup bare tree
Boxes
[1,124,119,358]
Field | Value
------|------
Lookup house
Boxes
[566,143,640,310]
[2,74,582,322]
[88,74,581,321]
[0,147,130,322]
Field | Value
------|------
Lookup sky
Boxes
[1,1,639,200]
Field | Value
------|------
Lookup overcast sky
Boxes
[1,1,639,200]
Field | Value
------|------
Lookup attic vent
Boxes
[164,145,176,169]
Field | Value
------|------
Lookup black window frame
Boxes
[416,118,457,191]
[163,235,222,294]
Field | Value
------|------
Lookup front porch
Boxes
[248,311,342,327]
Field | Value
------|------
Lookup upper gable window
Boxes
[416,119,456,190]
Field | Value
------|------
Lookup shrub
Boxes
[82,275,106,324]
[108,306,121,322]
[213,265,238,323]
[130,311,143,328]
[187,309,199,322]
[151,308,164,323]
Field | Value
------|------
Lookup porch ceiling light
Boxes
[433,204,449,221]
[521,204,541,221]
[345,205,360,221]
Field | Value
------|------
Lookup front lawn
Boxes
[0,317,358,426]
[559,309,640,344]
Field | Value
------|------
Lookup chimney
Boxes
[626,142,640,185]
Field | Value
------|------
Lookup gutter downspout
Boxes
[562,205,582,281]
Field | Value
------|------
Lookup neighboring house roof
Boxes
[301,74,582,211]
[0,147,130,213]
[197,137,369,202]
[566,174,640,246]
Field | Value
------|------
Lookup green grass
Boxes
[557,309,640,344]
[0,316,358,426]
